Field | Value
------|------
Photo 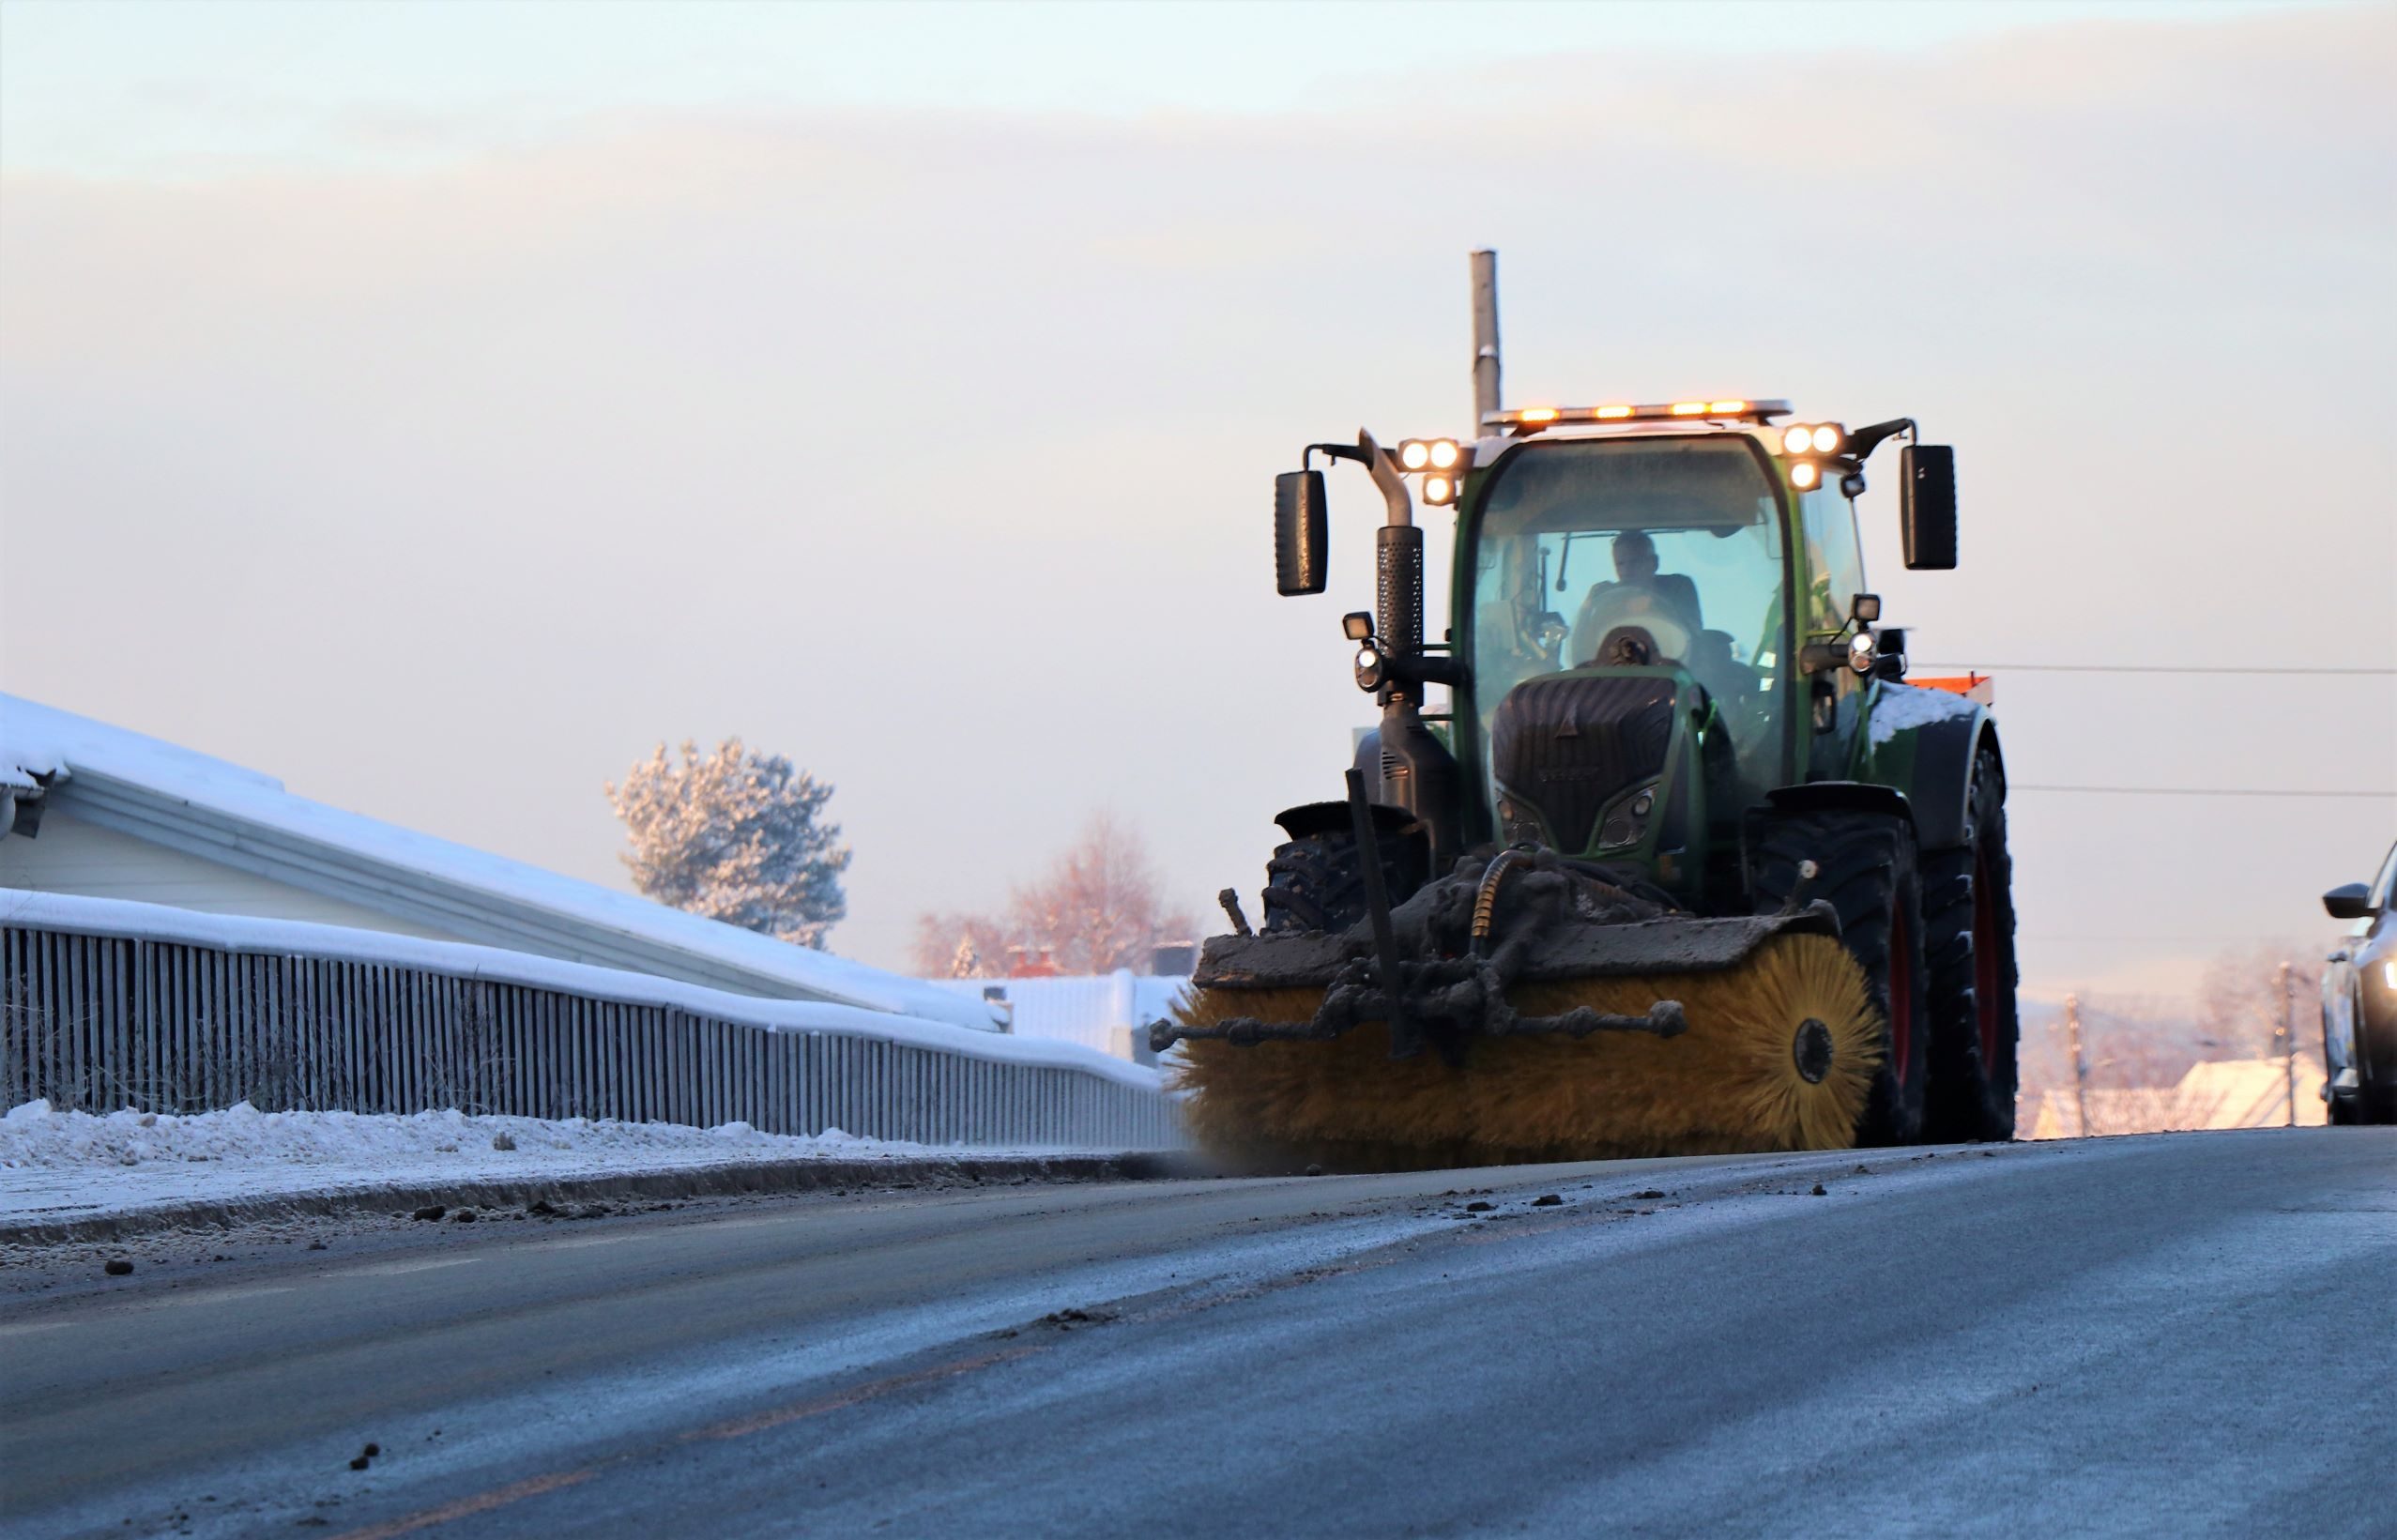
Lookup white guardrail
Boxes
[0,892,1183,1151]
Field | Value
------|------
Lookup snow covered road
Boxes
[2,1128,2389,1538]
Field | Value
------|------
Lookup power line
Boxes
[2016,934,2344,943]
[2013,784,2394,800]
[1911,663,2395,677]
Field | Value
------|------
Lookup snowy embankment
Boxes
[1,1099,1043,1233]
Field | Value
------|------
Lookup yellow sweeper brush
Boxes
[1153,850,1885,1171]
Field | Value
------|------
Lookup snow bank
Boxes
[1867,680,1979,746]
[0,1099,1015,1227]
[0,1098,923,1171]
[0,692,1002,1033]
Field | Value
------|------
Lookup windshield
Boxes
[1467,435,1789,788]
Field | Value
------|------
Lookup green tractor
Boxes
[1158,252,2018,1166]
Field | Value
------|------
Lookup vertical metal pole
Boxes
[1346,768,1416,1060]
[2066,993,2089,1138]
[1470,249,1502,431]
[2277,961,2295,1127]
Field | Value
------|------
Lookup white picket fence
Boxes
[0,893,1182,1151]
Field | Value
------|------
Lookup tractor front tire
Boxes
[1260,827,1427,936]
[1921,745,2022,1142]
[1751,811,1932,1146]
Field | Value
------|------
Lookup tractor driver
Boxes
[1598,531,1702,630]
[1570,531,1704,666]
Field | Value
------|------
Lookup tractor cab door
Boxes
[1799,485,1869,778]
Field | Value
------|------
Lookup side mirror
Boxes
[2323,882,2374,921]
[1900,445,1958,570]
[1275,469,1329,596]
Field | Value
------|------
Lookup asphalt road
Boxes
[4,1129,2389,1539]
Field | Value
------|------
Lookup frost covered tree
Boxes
[606,739,851,949]
[2199,945,2323,1064]
[912,813,1195,977]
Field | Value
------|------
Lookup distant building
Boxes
[2028,1058,2327,1138]
[1,694,1000,1034]
[924,968,1191,1066]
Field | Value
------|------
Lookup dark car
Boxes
[2322,837,2397,1124]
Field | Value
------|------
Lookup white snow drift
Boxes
[0,1099,1015,1229]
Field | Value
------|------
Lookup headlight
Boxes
[1783,425,1813,454]
[1598,779,1664,849]
[1791,461,1821,489]
[1811,423,1844,454]
[1422,474,1458,505]
[1427,438,1460,469]
[1399,440,1430,471]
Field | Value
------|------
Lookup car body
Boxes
[2322,837,2397,1123]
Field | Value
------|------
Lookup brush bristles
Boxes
[1172,934,1880,1169]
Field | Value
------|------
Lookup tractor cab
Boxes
[1272,393,1957,911]
[1350,401,1951,908]
[1461,425,1794,882]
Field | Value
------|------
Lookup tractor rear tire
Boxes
[1259,827,1428,936]
[1750,811,1932,1146]
[1921,745,2021,1142]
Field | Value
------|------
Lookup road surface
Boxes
[4,1128,2389,1537]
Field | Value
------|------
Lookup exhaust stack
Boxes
[1471,249,1502,430]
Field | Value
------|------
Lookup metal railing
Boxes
[1,908,1182,1151]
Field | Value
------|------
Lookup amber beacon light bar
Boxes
[1483,399,1793,432]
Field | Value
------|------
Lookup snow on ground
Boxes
[0,1099,1038,1228]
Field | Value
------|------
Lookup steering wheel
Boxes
[1594,626,1664,666]
[1573,585,1693,667]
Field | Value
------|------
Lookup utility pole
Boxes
[2066,993,2090,1137]
[2277,961,2295,1127]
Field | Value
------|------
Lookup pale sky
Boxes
[0,1,2312,175]
[2,0,2390,1000]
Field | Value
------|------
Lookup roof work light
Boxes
[1779,421,1851,493]
[1397,437,1462,472]
[1782,422,1847,455]
[1396,438,1469,505]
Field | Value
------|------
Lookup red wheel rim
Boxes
[1888,907,1914,1084]
[1973,848,2003,1069]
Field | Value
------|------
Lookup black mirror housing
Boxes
[2323,882,2374,921]
[1900,445,1958,570]
[1275,469,1329,596]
